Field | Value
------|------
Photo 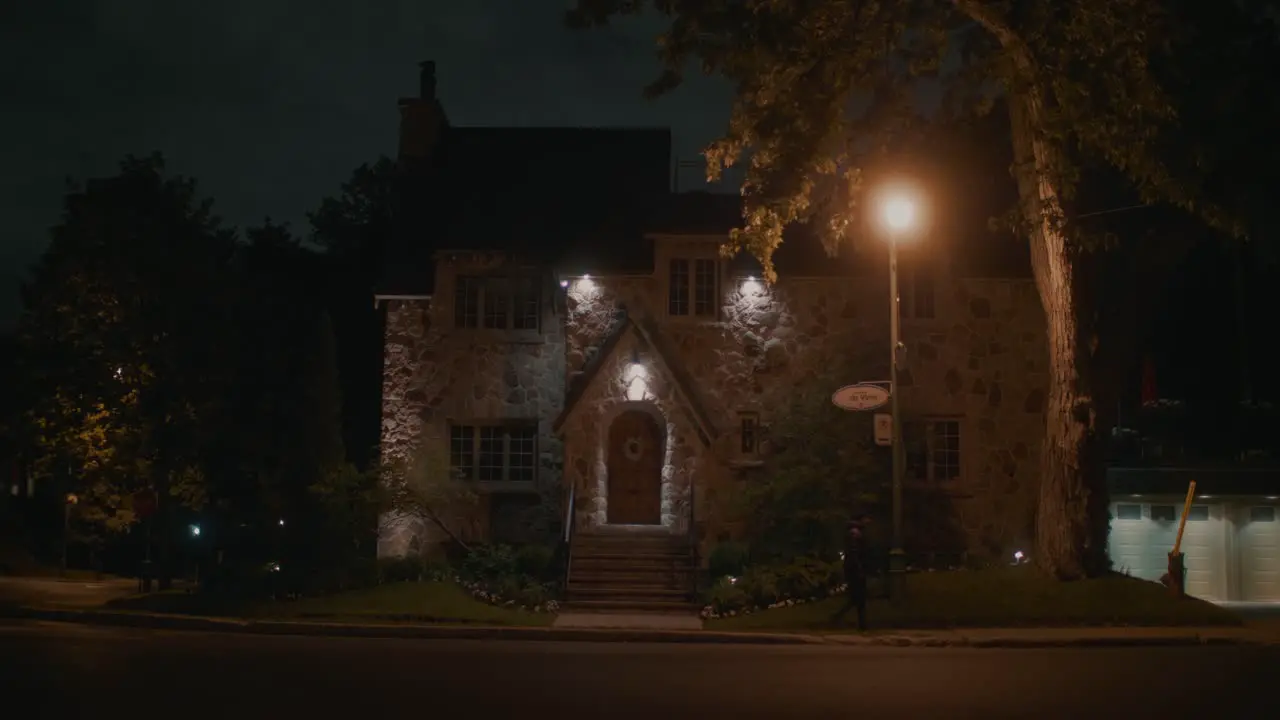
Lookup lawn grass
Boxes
[708,567,1243,632]
[105,582,555,627]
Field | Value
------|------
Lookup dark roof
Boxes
[379,126,672,295]
[647,191,741,235]
[377,124,1034,293]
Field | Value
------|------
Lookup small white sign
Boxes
[831,383,891,412]
[874,413,892,446]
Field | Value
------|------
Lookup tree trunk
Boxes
[1007,92,1110,580]
[152,447,174,591]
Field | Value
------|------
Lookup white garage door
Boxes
[1238,505,1280,602]
[1109,502,1226,601]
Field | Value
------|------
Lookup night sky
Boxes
[0,1,737,329]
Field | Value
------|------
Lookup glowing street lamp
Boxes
[883,196,916,232]
[879,188,921,604]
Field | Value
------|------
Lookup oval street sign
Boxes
[831,383,891,412]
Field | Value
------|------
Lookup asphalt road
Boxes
[2,620,1275,720]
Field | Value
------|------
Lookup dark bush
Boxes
[700,556,842,613]
[775,557,839,599]
[378,556,424,583]
[737,565,781,607]
[377,555,452,583]
[738,375,889,563]
[514,543,556,580]
[703,577,749,614]
[707,541,751,580]
[460,543,515,581]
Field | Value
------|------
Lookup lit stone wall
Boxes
[560,254,1048,560]
[379,246,1049,560]
[557,323,699,532]
[376,255,567,558]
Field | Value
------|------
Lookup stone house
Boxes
[375,63,1049,591]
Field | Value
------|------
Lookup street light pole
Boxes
[887,233,906,603]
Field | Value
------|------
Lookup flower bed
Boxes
[701,581,848,620]
[456,575,560,615]
[699,556,845,620]
[376,548,562,615]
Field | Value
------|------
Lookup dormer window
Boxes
[455,275,540,331]
[668,258,719,318]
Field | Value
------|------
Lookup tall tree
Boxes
[231,222,372,590]
[229,223,341,517]
[18,155,237,583]
[568,0,1279,578]
[308,157,397,276]
[308,157,399,471]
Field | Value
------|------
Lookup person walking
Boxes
[832,514,871,630]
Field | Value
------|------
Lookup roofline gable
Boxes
[551,307,718,447]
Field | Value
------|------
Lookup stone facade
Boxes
[377,253,566,558]
[379,239,1048,562]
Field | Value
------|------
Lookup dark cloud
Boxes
[0,0,735,328]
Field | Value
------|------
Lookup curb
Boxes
[826,632,1272,648]
[2,607,1269,648]
[1,607,821,645]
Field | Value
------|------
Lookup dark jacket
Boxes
[843,525,869,579]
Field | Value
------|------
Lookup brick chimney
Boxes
[398,60,448,162]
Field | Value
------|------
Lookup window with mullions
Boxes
[448,422,538,482]
[668,258,718,317]
[905,419,962,482]
[455,276,540,331]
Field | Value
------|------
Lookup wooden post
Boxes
[1172,481,1197,556]
[1167,481,1197,598]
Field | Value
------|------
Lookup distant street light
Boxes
[878,187,922,604]
[190,524,201,537]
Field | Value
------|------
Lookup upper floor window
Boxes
[449,421,538,482]
[455,276,540,331]
[905,418,962,482]
[901,263,936,319]
[668,258,719,318]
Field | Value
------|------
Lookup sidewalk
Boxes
[3,605,1276,648]
[0,575,138,609]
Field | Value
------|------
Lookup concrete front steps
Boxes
[565,530,699,613]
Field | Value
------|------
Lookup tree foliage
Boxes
[14,158,372,586]
[569,0,1279,579]
[308,157,399,471]
[308,156,398,282]
[18,155,234,537]
[739,376,888,563]
[570,0,1274,271]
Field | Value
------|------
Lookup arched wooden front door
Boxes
[606,409,664,525]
